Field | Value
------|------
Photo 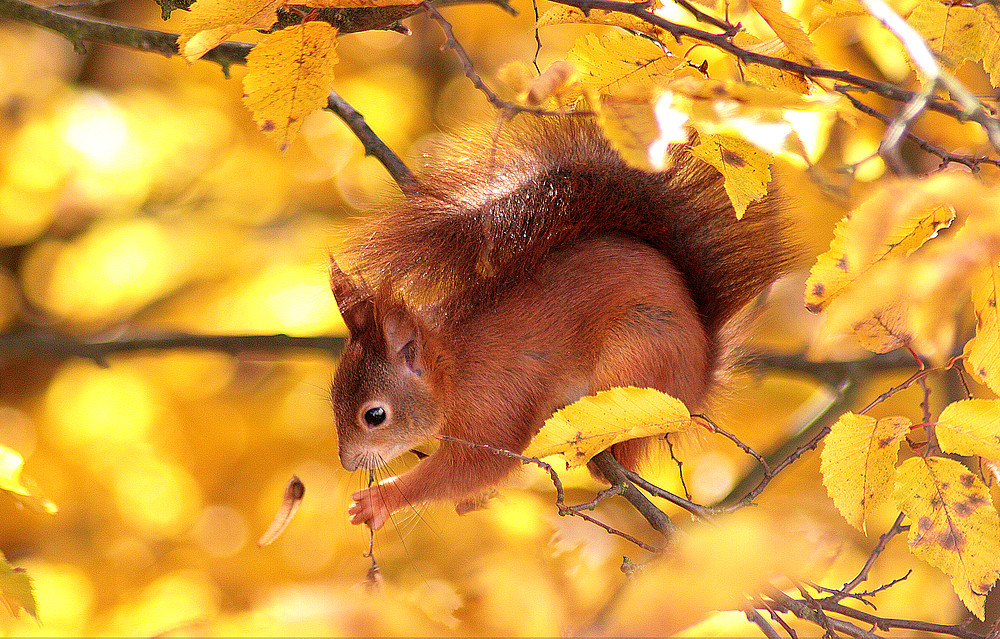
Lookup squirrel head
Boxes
[330,260,444,471]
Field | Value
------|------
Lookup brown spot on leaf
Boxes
[878,436,895,448]
[960,473,976,488]
[720,149,745,167]
[835,255,849,271]
[938,528,966,552]
[918,516,934,532]
[930,495,943,509]
[980,368,988,377]
[806,302,823,313]
[953,500,974,516]
[969,493,988,507]
[990,296,997,308]
[261,120,276,132]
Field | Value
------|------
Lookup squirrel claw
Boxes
[349,486,391,530]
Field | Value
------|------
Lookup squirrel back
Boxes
[344,117,792,339]
[332,116,793,530]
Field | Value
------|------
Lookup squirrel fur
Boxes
[330,117,793,530]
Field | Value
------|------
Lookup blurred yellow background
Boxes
[0,0,992,634]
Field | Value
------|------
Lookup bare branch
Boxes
[550,0,997,129]
[0,330,343,366]
[325,91,416,188]
[438,435,663,552]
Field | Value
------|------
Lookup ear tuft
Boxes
[330,258,373,332]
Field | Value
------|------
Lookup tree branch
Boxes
[325,91,416,188]
[550,0,998,129]
[0,330,344,366]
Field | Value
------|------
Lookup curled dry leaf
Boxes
[257,475,305,547]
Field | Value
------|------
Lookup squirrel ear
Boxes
[374,283,425,376]
[330,259,372,333]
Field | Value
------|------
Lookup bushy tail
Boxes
[346,116,793,335]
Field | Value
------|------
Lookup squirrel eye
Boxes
[363,406,387,427]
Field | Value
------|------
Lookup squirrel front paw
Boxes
[349,485,393,530]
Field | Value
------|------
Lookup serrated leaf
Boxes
[964,264,1000,394]
[804,186,954,314]
[852,303,912,354]
[747,0,821,63]
[820,413,909,531]
[690,134,771,219]
[894,456,1000,620]
[243,22,339,151]
[0,445,57,515]
[569,32,688,97]
[937,399,1000,461]
[0,554,37,620]
[178,0,285,62]
[909,2,1000,86]
[733,34,810,93]
[523,387,697,467]
[537,5,664,39]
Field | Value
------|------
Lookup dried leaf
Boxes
[243,22,340,151]
[936,399,1000,461]
[258,475,305,547]
[690,134,771,219]
[523,387,697,468]
[820,413,909,531]
[894,456,1000,620]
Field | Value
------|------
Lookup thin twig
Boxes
[834,512,907,598]
[746,605,783,639]
[437,435,661,552]
[591,450,681,536]
[834,87,1000,172]
[325,91,415,188]
[421,0,590,117]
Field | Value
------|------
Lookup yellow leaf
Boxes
[523,387,697,467]
[537,5,665,40]
[747,0,821,63]
[964,264,1000,395]
[909,2,1000,86]
[937,399,1000,461]
[243,22,339,151]
[569,32,689,98]
[690,134,771,219]
[0,445,57,515]
[597,89,690,171]
[820,413,909,531]
[804,182,955,314]
[734,34,810,93]
[807,0,866,32]
[852,303,913,353]
[894,456,1000,620]
[178,0,285,61]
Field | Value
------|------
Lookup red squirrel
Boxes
[330,117,793,530]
